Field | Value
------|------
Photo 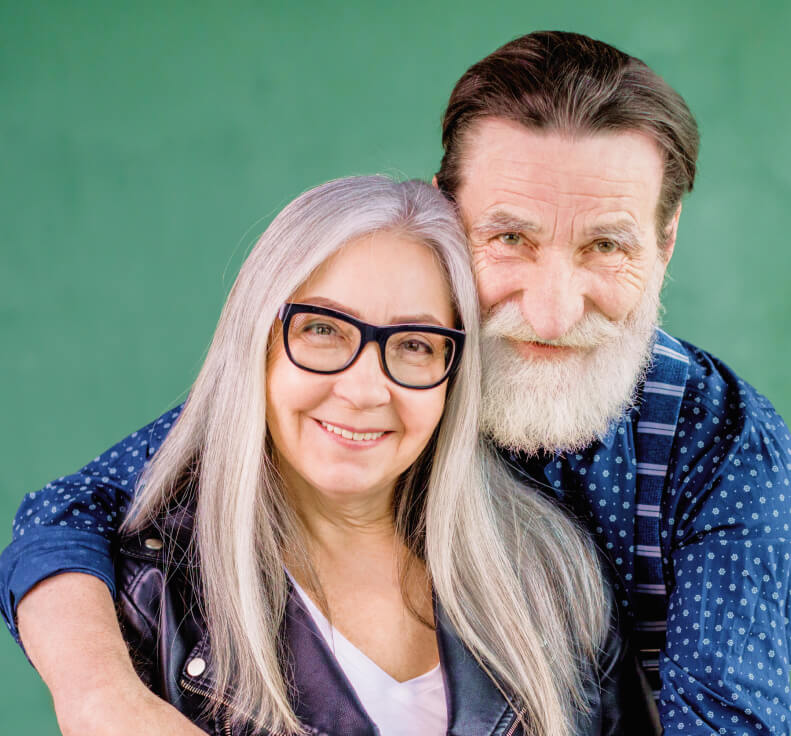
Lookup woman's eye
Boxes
[593,240,618,254]
[304,322,337,337]
[403,339,431,354]
[497,232,522,247]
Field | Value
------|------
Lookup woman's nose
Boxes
[331,343,392,408]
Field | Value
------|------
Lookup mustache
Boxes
[481,302,623,349]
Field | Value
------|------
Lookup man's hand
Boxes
[18,572,206,736]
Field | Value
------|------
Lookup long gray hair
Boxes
[122,176,608,736]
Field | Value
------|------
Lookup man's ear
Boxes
[661,204,682,263]
[431,175,439,189]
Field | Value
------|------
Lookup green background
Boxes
[2,1,789,731]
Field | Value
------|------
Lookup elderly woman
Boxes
[6,177,654,735]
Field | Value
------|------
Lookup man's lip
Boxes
[508,339,577,359]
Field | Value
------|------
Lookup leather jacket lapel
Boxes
[283,584,378,736]
[435,601,518,736]
[179,583,379,736]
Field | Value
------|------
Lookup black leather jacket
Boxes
[115,509,659,736]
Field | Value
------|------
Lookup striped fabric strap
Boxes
[633,330,689,700]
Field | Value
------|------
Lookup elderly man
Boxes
[432,31,791,735]
[2,31,790,735]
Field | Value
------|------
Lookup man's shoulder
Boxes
[655,332,790,533]
[656,330,787,435]
[32,405,187,494]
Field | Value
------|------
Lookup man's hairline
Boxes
[441,114,679,251]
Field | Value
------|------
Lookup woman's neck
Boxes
[278,466,438,682]
[286,486,404,595]
[282,462,400,550]
[286,509,438,683]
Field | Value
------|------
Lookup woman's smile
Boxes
[315,418,391,445]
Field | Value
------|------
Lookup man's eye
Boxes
[497,232,522,247]
[593,240,618,254]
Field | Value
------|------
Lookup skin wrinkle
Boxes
[485,159,656,189]
[474,211,642,255]
[460,123,664,340]
[468,196,647,247]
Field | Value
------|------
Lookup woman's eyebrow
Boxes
[390,313,446,326]
[297,295,360,317]
[296,296,445,326]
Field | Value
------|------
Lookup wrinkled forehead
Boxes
[456,118,664,233]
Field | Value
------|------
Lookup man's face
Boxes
[455,118,678,454]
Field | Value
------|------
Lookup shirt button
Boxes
[144,537,164,551]
[186,657,207,677]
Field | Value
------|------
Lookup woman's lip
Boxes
[313,419,392,447]
[313,418,391,434]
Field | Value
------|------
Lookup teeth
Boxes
[320,421,385,441]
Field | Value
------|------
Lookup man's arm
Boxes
[19,573,206,735]
[0,408,189,733]
[660,387,791,734]
[662,535,790,734]
[0,407,181,643]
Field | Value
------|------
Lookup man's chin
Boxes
[480,329,655,457]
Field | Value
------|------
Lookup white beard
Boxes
[479,266,664,456]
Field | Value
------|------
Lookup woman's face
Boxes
[266,231,456,512]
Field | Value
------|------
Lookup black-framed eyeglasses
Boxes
[277,302,465,390]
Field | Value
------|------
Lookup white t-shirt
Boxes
[289,576,448,736]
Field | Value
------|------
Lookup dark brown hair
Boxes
[436,31,700,247]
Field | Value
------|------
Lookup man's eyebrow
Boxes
[470,210,541,237]
[584,221,642,251]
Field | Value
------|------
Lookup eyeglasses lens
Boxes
[287,313,361,372]
[384,332,453,387]
[286,312,454,388]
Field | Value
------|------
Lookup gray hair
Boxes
[122,175,608,736]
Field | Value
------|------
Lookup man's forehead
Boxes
[458,118,664,216]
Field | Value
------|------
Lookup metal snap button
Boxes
[186,657,207,677]
[143,537,164,551]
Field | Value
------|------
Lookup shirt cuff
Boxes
[0,527,116,646]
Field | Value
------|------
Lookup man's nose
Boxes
[332,342,392,407]
[517,256,585,341]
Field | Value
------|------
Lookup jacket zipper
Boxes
[179,678,233,736]
[504,706,527,736]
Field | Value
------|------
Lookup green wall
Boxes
[1,1,789,731]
